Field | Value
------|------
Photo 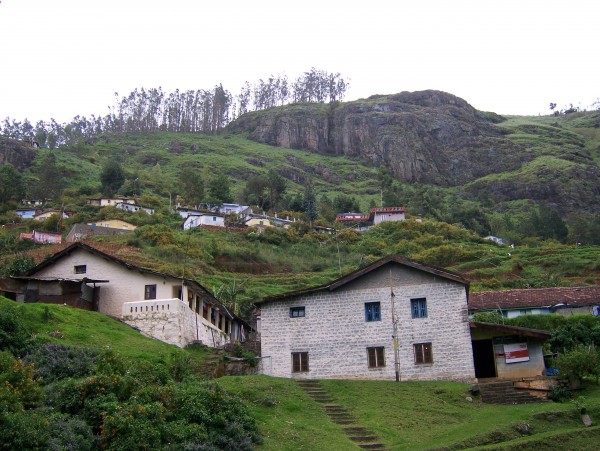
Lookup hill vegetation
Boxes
[3,297,600,450]
[0,90,599,312]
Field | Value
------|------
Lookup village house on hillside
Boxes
[257,255,476,382]
[65,222,136,242]
[183,213,225,230]
[7,243,248,348]
[336,206,406,231]
[34,210,71,221]
[469,286,600,318]
[86,196,137,207]
[15,208,40,219]
[19,230,62,244]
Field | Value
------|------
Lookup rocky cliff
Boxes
[227,90,531,186]
[0,138,38,170]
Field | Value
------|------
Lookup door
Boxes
[472,339,497,378]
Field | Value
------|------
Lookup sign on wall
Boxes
[504,343,529,363]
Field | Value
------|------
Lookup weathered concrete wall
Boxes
[31,248,183,318]
[122,299,228,348]
[260,264,475,382]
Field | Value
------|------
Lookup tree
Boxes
[266,169,287,211]
[179,168,204,206]
[32,153,64,200]
[0,164,25,204]
[100,160,125,197]
[243,176,269,210]
[302,181,318,222]
[206,174,233,205]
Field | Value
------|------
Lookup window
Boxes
[290,306,305,318]
[367,347,385,368]
[144,284,157,300]
[292,352,309,373]
[74,265,87,274]
[365,302,381,322]
[411,298,428,318]
[414,343,433,364]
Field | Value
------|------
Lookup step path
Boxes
[296,380,387,450]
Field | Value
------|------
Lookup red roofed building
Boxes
[469,286,600,318]
[336,206,406,230]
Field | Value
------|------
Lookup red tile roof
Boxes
[469,286,600,311]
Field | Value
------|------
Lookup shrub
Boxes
[47,416,95,451]
[23,344,98,384]
[548,384,572,402]
[0,409,52,449]
[0,351,43,409]
[99,401,167,450]
[0,303,30,355]
[555,344,600,385]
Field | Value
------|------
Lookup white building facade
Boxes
[22,243,247,348]
[258,256,476,382]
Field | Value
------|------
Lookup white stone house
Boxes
[19,242,248,348]
[87,196,137,207]
[115,202,155,215]
[183,214,225,230]
[257,255,476,381]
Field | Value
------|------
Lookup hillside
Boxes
[227,91,600,214]
[1,91,600,311]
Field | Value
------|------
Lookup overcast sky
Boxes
[1,0,598,123]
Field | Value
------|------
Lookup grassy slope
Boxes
[1,296,211,364]
[218,376,600,450]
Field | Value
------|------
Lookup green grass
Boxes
[1,296,211,364]
[217,376,600,450]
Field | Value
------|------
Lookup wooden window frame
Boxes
[414,343,433,364]
[290,306,305,318]
[411,298,428,319]
[292,352,309,373]
[144,284,157,300]
[74,265,87,274]
[367,346,386,368]
[365,302,381,322]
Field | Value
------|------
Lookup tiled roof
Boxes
[469,286,600,311]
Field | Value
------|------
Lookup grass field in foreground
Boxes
[218,375,600,450]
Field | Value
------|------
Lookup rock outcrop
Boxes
[228,90,530,186]
[0,138,38,170]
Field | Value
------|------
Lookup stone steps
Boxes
[296,380,387,450]
[477,381,550,404]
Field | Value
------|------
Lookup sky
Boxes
[0,0,598,124]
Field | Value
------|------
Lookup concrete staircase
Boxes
[477,380,550,404]
[296,380,387,450]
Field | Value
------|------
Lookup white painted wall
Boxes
[122,299,228,348]
[30,248,185,317]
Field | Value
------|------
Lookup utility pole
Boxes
[390,270,400,382]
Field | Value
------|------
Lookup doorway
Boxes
[472,339,497,378]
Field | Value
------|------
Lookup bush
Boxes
[555,344,600,385]
[47,416,95,451]
[0,303,30,355]
[23,344,98,384]
[548,384,572,402]
[0,409,52,449]
[0,351,43,410]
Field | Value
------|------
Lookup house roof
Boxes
[23,242,235,319]
[257,254,469,304]
[469,286,600,311]
[470,321,552,340]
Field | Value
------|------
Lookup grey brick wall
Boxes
[260,264,476,382]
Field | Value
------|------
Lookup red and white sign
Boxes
[504,343,529,363]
